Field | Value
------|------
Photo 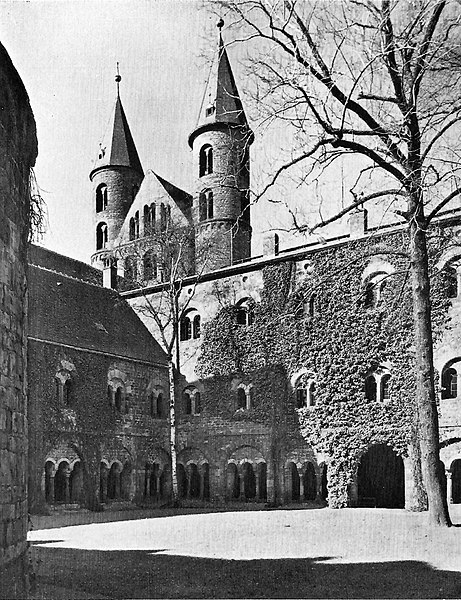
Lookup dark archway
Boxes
[258,463,267,501]
[290,462,300,502]
[107,463,121,500]
[303,462,317,501]
[227,463,239,499]
[357,444,404,508]
[452,459,461,503]
[189,464,201,498]
[242,462,256,499]
[54,462,69,503]
[177,464,188,498]
[69,461,83,503]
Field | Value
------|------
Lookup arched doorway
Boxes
[107,463,121,500]
[189,464,200,498]
[303,462,317,501]
[452,459,461,503]
[54,461,69,502]
[242,462,256,499]
[357,444,404,508]
[227,463,239,499]
[177,464,188,498]
[258,463,267,501]
[289,462,300,502]
[69,461,83,503]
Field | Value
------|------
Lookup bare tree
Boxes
[120,210,221,504]
[215,0,461,526]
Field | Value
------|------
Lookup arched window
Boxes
[143,253,156,281]
[381,374,391,401]
[144,204,156,234]
[235,298,254,326]
[195,392,201,415]
[160,203,168,232]
[308,294,316,317]
[294,375,315,408]
[157,393,165,418]
[183,389,192,415]
[199,189,213,221]
[193,315,201,339]
[365,375,377,402]
[96,184,108,212]
[363,272,387,309]
[134,211,140,239]
[442,366,458,399]
[129,218,136,241]
[96,222,108,250]
[180,315,192,341]
[237,387,247,410]
[199,144,213,176]
[114,387,124,412]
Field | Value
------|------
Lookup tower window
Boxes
[180,315,192,341]
[205,104,215,117]
[193,314,201,339]
[365,375,377,402]
[96,222,108,250]
[237,387,247,410]
[199,144,213,177]
[235,298,254,326]
[96,184,108,212]
[199,190,213,221]
[144,204,156,234]
[381,374,391,401]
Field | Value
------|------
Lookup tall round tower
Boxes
[90,71,143,268]
[188,22,254,272]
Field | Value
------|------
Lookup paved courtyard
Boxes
[29,505,461,598]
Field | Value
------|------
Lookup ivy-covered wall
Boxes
[194,227,455,508]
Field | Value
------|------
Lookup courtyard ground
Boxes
[28,504,461,599]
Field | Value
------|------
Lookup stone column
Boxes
[298,467,304,503]
[446,470,453,504]
[238,465,246,501]
[49,474,55,503]
[64,468,71,504]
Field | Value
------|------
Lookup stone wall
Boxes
[0,42,37,598]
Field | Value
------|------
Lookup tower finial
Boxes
[115,62,121,96]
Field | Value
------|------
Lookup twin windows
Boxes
[236,385,253,410]
[294,376,316,408]
[129,212,140,241]
[96,184,108,213]
[108,384,129,414]
[180,312,201,341]
[364,371,391,402]
[199,144,213,177]
[55,373,74,406]
[183,387,201,415]
[150,391,166,419]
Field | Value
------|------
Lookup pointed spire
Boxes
[91,68,143,178]
[189,20,250,147]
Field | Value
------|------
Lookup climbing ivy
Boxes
[196,227,455,508]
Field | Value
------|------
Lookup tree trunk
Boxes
[168,358,179,504]
[409,219,451,526]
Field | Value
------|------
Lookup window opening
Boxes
[96,222,108,250]
[199,145,213,176]
[96,184,108,212]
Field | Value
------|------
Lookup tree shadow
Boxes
[33,546,461,599]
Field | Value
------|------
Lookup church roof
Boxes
[28,248,166,366]
[189,30,249,147]
[90,93,143,178]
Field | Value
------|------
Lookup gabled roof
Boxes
[114,169,192,247]
[28,248,166,366]
[90,94,143,178]
[189,32,249,147]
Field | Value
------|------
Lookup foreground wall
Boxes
[0,42,37,598]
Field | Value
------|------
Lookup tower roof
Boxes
[91,78,143,178]
[189,25,250,147]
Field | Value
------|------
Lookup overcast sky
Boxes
[0,0,286,263]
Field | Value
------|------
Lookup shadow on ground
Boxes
[31,546,461,599]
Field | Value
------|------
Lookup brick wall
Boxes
[0,42,37,598]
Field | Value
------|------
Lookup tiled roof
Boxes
[28,256,166,366]
[91,95,143,177]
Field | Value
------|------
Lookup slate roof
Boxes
[90,94,143,177]
[28,248,166,366]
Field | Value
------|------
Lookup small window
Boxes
[199,145,213,177]
[205,105,215,117]
[363,272,387,309]
[381,374,391,401]
[237,387,247,410]
[296,387,307,408]
[180,316,192,341]
[115,388,123,412]
[199,190,213,221]
[236,299,254,326]
[193,315,201,339]
[63,379,72,405]
[183,390,192,415]
[96,184,108,212]
[308,294,316,317]
[129,218,136,241]
[442,366,458,399]
[134,211,140,239]
[157,393,165,418]
[274,233,280,256]
[96,222,108,250]
[195,392,202,415]
[365,375,377,402]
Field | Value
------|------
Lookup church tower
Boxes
[188,21,253,272]
[90,70,143,268]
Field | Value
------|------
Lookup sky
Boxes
[0,0,295,264]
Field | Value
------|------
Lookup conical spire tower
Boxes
[90,69,143,268]
[189,21,254,272]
